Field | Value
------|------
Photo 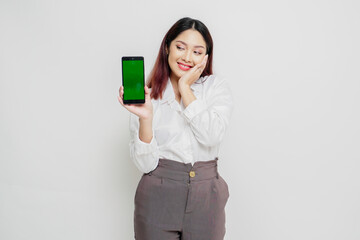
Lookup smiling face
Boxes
[167,29,207,82]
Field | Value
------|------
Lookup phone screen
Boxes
[122,56,145,104]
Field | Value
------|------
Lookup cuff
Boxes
[182,99,207,123]
[134,131,157,155]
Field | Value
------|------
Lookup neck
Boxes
[170,74,181,103]
[170,72,179,84]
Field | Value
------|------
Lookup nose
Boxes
[182,50,192,63]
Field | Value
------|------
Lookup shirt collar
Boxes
[159,77,203,104]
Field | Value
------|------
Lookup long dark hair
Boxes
[147,17,213,100]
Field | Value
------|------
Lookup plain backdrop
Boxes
[1,0,359,239]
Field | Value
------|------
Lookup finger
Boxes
[118,95,125,106]
[118,86,123,104]
[195,62,205,73]
[118,93,127,107]
[201,54,208,68]
[194,62,203,72]
[118,87,127,106]
[144,85,152,102]
[119,96,136,111]
[202,54,208,64]
[119,86,124,98]
[194,55,208,71]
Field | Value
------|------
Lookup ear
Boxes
[165,46,169,55]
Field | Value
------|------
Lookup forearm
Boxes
[139,118,153,143]
[129,113,158,173]
[181,77,234,147]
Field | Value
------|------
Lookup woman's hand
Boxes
[178,54,208,89]
[118,85,153,120]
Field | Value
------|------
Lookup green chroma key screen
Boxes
[122,57,145,101]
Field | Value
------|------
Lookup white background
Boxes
[1,0,359,239]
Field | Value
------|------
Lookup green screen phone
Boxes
[122,56,145,104]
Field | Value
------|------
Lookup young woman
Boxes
[118,17,233,240]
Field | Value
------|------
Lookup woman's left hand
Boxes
[178,54,208,88]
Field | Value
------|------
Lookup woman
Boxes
[118,17,233,240]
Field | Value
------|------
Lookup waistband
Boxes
[147,158,219,182]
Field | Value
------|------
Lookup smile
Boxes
[177,62,192,71]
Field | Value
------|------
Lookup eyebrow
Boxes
[175,40,205,49]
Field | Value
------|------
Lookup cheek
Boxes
[169,51,181,61]
[168,55,179,72]
[193,58,202,65]
[169,57,177,68]
[169,55,181,69]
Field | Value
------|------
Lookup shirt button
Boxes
[189,171,196,178]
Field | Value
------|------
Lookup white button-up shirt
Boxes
[129,75,233,173]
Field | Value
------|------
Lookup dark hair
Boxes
[147,17,213,100]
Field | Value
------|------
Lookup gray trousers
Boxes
[134,158,229,240]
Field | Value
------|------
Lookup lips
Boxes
[177,62,192,71]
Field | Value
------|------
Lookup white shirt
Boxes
[129,75,233,173]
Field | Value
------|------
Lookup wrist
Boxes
[178,82,191,94]
[139,116,153,123]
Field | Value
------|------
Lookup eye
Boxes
[194,51,203,55]
[176,45,184,50]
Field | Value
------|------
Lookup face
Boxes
[167,29,207,81]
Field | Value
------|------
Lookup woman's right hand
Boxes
[118,85,153,120]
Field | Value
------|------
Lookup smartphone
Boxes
[122,56,145,104]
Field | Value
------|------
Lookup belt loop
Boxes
[215,159,219,179]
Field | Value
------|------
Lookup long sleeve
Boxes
[129,113,159,173]
[182,76,233,147]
